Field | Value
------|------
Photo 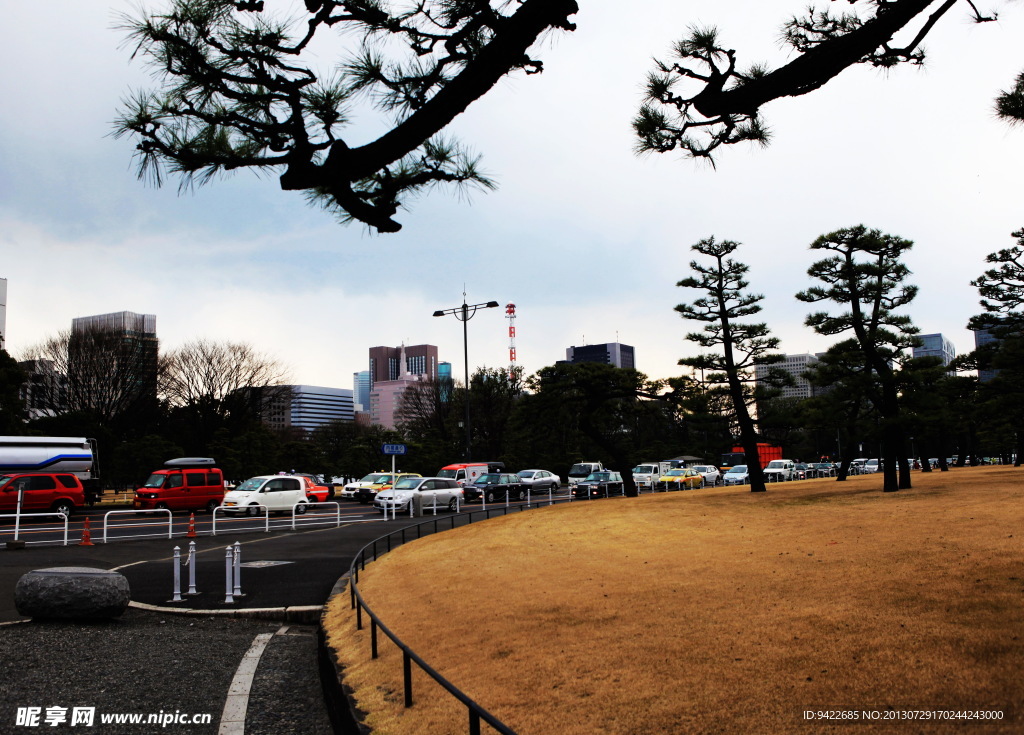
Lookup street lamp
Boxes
[432,296,500,461]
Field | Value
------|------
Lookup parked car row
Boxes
[339,467,565,506]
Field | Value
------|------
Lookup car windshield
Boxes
[235,477,267,493]
[633,465,656,473]
[394,478,421,490]
[360,473,389,483]
[518,471,536,478]
[585,473,610,481]
[766,461,786,469]
[476,474,502,485]
[436,469,458,479]
[0,476,12,489]
[726,466,747,474]
[569,464,592,475]
[142,473,166,488]
[692,466,709,472]
[665,469,686,477]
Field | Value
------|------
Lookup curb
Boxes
[128,600,323,624]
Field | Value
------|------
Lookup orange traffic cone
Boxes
[186,513,197,538]
[79,517,94,546]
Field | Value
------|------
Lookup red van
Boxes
[0,472,85,517]
[133,458,225,514]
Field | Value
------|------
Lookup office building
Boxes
[366,344,443,429]
[564,342,635,369]
[368,344,439,387]
[973,328,1000,383]
[69,311,159,414]
[262,385,354,433]
[353,370,370,413]
[18,359,67,420]
[755,353,821,400]
[913,333,956,368]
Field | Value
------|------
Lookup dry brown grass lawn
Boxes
[324,467,1023,734]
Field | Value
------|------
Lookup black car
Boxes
[463,473,528,503]
[571,471,624,499]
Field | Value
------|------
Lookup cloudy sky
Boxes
[2,1,1022,393]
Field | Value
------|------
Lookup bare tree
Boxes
[21,326,159,428]
[162,339,287,404]
[161,338,290,415]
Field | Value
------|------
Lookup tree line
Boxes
[1,225,1020,491]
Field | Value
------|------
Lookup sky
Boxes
[2,1,1022,394]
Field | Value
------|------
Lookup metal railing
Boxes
[103,508,173,543]
[291,501,340,529]
[0,512,70,546]
[345,484,677,732]
[347,505,532,735]
[211,504,270,536]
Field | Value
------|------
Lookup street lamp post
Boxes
[433,296,499,461]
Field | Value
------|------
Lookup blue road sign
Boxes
[381,443,407,455]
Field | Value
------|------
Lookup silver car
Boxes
[373,477,463,514]
[722,465,749,486]
[690,465,721,486]
[516,469,561,492]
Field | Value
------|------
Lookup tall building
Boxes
[368,344,439,387]
[69,311,158,417]
[913,333,956,368]
[564,342,635,369]
[755,353,821,400]
[973,328,1000,383]
[352,370,370,412]
[262,385,354,433]
[18,359,67,420]
[366,344,442,429]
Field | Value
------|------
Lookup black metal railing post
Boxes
[403,651,413,707]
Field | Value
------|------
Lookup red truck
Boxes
[720,444,783,471]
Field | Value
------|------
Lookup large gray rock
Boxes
[15,567,131,621]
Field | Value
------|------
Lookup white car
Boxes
[374,477,464,514]
[690,465,721,486]
[516,469,561,492]
[763,459,795,482]
[722,465,750,486]
[339,472,394,500]
[222,475,309,516]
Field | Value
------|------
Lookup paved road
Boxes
[0,514,490,735]
[0,501,560,735]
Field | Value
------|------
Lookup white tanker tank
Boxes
[0,436,100,503]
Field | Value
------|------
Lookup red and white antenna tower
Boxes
[505,303,517,368]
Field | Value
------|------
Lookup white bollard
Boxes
[233,541,243,598]
[527,488,531,509]
[187,541,198,595]
[224,546,235,604]
[172,546,182,602]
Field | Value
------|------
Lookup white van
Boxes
[222,475,309,516]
